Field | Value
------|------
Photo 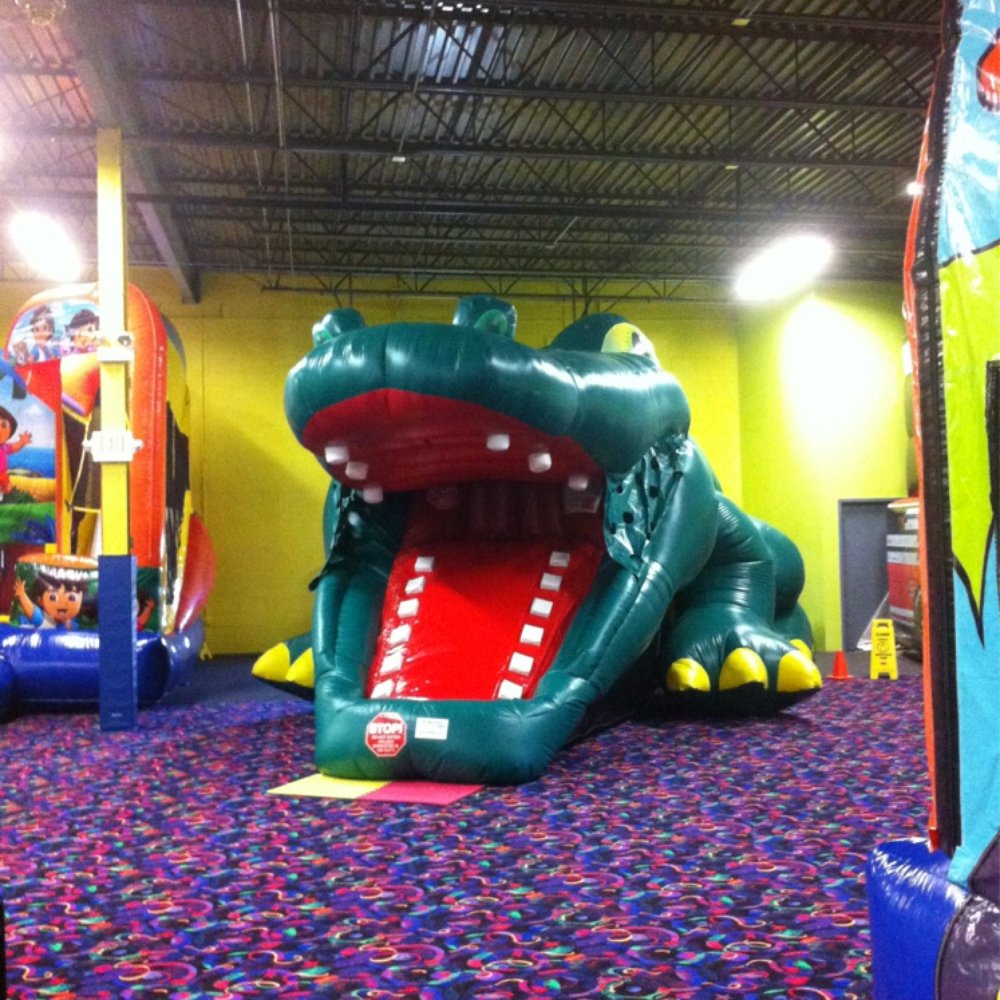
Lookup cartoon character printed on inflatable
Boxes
[258,297,822,784]
[0,284,216,720]
[866,4,1000,999]
[12,565,89,630]
[0,405,32,502]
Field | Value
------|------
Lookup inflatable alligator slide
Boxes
[256,297,821,784]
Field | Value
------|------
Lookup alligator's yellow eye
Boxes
[600,322,659,363]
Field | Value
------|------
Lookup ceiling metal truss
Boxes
[0,0,940,303]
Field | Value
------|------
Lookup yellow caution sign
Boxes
[870,619,899,680]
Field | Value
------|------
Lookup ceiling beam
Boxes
[121,0,940,47]
[13,124,919,173]
[119,70,929,119]
[0,60,930,118]
[1,185,908,232]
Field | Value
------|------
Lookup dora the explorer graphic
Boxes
[0,404,33,501]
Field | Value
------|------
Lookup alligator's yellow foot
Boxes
[666,657,711,692]
[252,642,295,683]
[720,648,768,690]
[286,647,315,688]
[790,638,813,658]
[777,649,823,692]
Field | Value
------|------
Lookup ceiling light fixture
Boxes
[733,233,834,303]
[14,0,66,26]
[731,1,762,29]
[9,210,83,282]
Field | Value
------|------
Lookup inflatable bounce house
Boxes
[866,1,1000,996]
[0,283,214,718]
[256,299,823,784]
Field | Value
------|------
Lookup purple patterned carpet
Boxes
[1,677,928,998]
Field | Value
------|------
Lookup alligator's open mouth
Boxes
[302,390,608,702]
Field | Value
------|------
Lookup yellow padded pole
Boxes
[96,127,130,555]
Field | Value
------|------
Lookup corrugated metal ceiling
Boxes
[0,0,940,303]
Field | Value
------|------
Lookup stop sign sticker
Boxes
[365,711,407,757]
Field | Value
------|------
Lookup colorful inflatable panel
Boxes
[867,1,1000,996]
[260,298,822,784]
[0,283,215,718]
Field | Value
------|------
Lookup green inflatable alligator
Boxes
[256,296,821,784]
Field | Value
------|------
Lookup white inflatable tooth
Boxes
[567,473,590,492]
[325,443,349,464]
[388,624,412,645]
[381,650,404,674]
[487,433,510,451]
[520,623,545,646]
[508,652,534,675]
[528,451,552,473]
[497,679,524,700]
[362,485,384,504]
[346,460,368,480]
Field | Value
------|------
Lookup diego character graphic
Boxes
[13,570,89,630]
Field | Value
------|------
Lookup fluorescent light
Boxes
[734,234,834,302]
[9,211,82,281]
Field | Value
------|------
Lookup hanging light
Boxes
[14,0,66,26]
[9,211,83,282]
[734,234,834,303]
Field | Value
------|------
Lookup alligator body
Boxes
[259,297,821,784]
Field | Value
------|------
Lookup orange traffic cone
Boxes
[830,650,852,682]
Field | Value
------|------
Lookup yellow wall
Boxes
[0,272,905,655]
[617,301,743,503]
[736,283,910,651]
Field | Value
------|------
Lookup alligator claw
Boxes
[666,657,711,692]
[719,647,768,690]
[287,648,315,688]
[777,650,823,692]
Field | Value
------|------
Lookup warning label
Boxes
[415,717,449,741]
[365,711,408,757]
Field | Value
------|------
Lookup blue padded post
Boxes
[867,839,967,1000]
[98,554,137,731]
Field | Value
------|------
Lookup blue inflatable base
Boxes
[867,839,967,1000]
[0,617,205,719]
